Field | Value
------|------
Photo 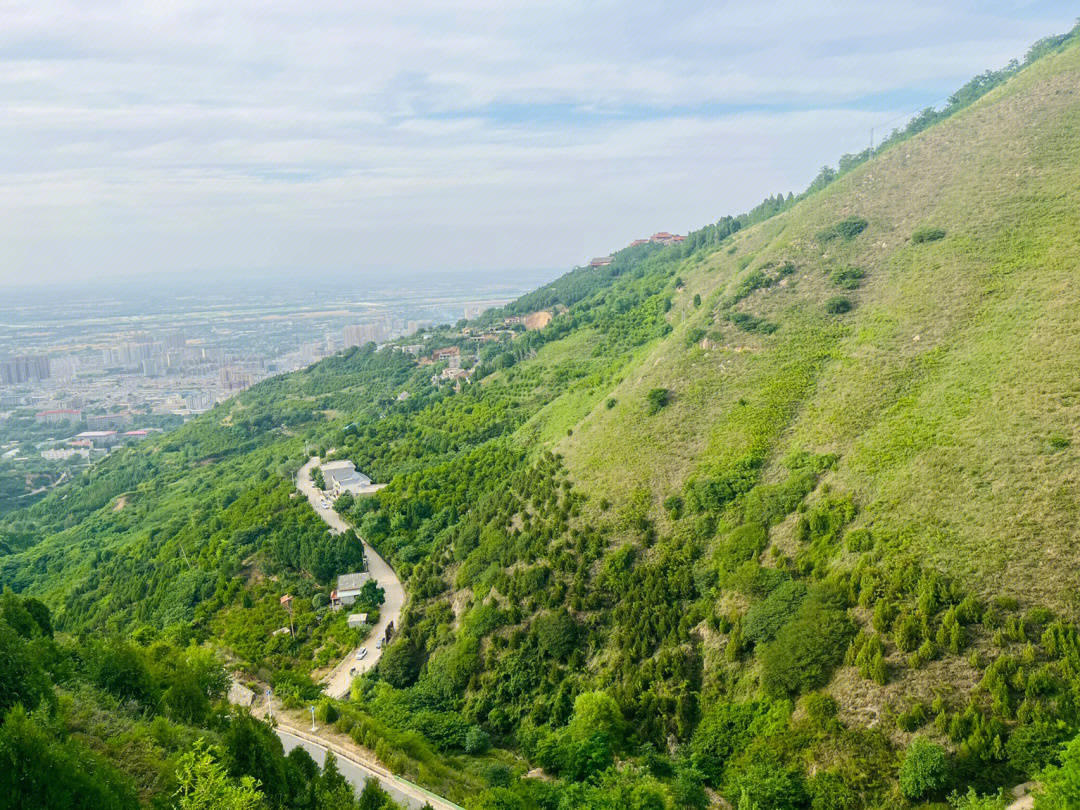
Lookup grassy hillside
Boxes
[5,25,1080,810]
[559,39,1080,605]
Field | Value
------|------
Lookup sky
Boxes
[0,2,1076,288]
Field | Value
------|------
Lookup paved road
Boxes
[297,457,405,698]
[275,725,460,810]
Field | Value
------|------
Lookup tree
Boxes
[358,778,392,810]
[174,740,266,810]
[314,754,358,810]
[379,638,422,688]
[566,691,626,748]
[899,736,948,800]
[464,725,491,755]
[0,704,140,810]
[1034,734,1080,809]
[359,579,385,607]
[312,468,326,490]
[690,702,756,785]
[220,710,289,808]
[0,623,54,717]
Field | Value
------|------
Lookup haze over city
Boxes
[2,1,1077,286]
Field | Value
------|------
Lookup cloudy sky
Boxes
[0,2,1076,287]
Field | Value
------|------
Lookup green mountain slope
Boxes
[5,26,1080,810]
[560,39,1080,605]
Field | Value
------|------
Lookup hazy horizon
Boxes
[2,2,1077,287]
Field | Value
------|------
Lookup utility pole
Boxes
[870,127,874,152]
[267,689,273,721]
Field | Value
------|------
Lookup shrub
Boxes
[911,226,946,244]
[818,216,868,243]
[845,528,873,552]
[728,312,779,334]
[803,693,839,728]
[1033,733,1080,807]
[948,787,1009,809]
[759,588,855,696]
[897,703,929,732]
[646,388,670,415]
[717,523,769,573]
[464,725,491,755]
[1006,721,1069,778]
[663,495,684,520]
[689,702,758,784]
[315,698,339,724]
[898,736,948,799]
[825,296,853,315]
[829,267,865,289]
[744,579,808,645]
[685,327,707,347]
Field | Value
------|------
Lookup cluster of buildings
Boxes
[340,317,433,351]
[0,355,51,385]
[589,231,686,267]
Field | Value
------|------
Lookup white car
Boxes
[375,638,383,650]
[355,647,368,660]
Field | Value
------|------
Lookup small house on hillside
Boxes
[334,572,372,607]
[320,459,372,496]
[431,346,460,361]
[347,613,368,628]
[589,256,614,267]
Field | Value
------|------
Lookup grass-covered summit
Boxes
[5,24,1080,810]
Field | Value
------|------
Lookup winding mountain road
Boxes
[297,457,405,698]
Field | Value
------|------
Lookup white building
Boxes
[320,459,373,496]
[347,613,369,628]
[333,572,372,607]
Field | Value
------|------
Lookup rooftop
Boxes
[337,572,371,592]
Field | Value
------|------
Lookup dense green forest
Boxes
[5,24,1080,810]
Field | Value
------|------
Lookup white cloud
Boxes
[0,0,1075,284]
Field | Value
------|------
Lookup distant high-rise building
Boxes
[51,355,79,381]
[219,365,252,395]
[132,331,153,344]
[164,331,187,350]
[343,324,380,348]
[0,355,51,385]
[342,324,363,348]
[185,391,214,412]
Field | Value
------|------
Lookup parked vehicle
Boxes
[376,638,383,649]
[355,647,368,660]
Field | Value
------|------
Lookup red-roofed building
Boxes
[649,232,684,245]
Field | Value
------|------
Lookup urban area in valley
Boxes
[0,271,547,511]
